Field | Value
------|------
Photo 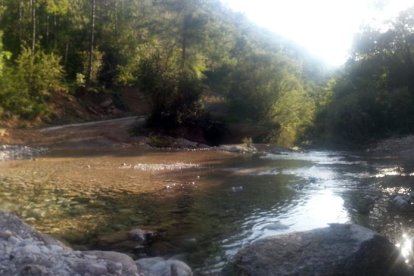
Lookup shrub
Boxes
[242,137,253,147]
[147,134,174,148]
[0,48,66,119]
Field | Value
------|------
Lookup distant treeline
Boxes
[313,7,414,146]
[0,1,413,146]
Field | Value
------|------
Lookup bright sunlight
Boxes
[221,0,414,66]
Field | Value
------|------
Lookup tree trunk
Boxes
[64,42,69,67]
[46,15,49,47]
[31,0,36,53]
[18,0,23,43]
[86,0,96,88]
[181,24,187,70]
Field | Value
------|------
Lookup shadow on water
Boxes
[2,149,414,273]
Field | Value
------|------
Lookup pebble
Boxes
[232,186,244,192]
[8,236,20,244]
[0,231,12,239]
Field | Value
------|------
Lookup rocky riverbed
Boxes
[2,211,411,276]
[0,212,192,276]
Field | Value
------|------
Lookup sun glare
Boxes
[221,0,414,66]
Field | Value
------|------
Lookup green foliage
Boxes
[315,7,414,145]
[0,32,11,77]
[271,87,315,146]
[0,0,327,146]
[242,137,253,147]
[147,135,174,148]
[44,0,69,15]
[80,48,103,86]
[138,49,203,128]
[0,48,66,119]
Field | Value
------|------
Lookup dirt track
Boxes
[0,116,146,148]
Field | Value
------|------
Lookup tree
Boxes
[316,7,414,145]
[86,0,96,87]
[30,0,36,53]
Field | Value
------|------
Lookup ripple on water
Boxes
[262,151,368,166]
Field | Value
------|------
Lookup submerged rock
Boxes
[0,212,139,275]
[96,228,156,257]
[392,195,411,209]
[232,224,410,276]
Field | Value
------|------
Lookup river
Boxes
[0,146,413,274]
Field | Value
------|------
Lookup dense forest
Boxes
[0,0,413,147]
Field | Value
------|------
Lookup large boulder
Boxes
[136,257,193,276]
[232,224,410,276]
[0,212,140,276]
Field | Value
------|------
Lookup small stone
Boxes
[0,231,12,239]
[85,254,98,260]
[127,228,155,243]
[87,263,108,275]
[19,264,49,276]
[50,245,63,252]
[22,244,41,255]
[39,246,50,254]
[8,236,20,244]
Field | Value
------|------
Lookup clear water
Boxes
[1,148,414,274]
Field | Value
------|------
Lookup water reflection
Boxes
[286,190,349,230]
[397,233,413,265]
[221,190,348,256]
[374,166,414,178]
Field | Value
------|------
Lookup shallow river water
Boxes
[1,147,414,274]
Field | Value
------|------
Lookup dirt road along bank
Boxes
[0,116,146,149]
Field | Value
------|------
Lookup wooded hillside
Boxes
[0,0,327,146]
[1,0,413,147]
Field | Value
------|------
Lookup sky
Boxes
[220,0,414,67]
